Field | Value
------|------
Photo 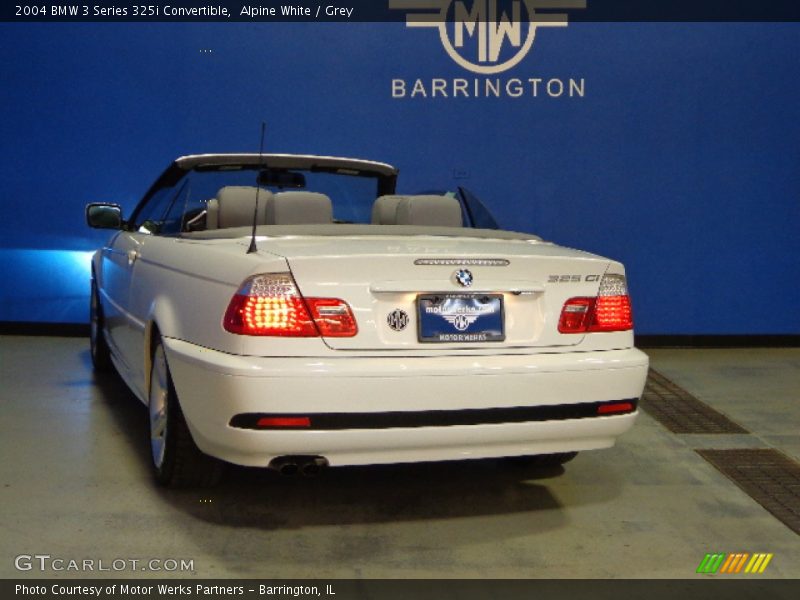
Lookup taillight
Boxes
[558,297,594,333]
[305,298,358,337]
[558,274,633,333]
[223,273,357,337]
[592,294,633,331]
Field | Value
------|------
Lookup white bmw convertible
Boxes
[86,153,649,487]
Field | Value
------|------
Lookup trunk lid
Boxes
[259,235,612,351]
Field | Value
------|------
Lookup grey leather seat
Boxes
[268,191,333,225]
[206,186,273,229]
[371,195,406,224]
[395,195,463,227]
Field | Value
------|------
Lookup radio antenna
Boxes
[247,122,266,254]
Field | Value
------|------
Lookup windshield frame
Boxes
[126,154,398,232]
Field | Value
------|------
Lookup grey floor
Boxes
[1,337,798,579]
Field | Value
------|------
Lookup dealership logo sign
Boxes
[389,0,587,99]
[389,0,586,74]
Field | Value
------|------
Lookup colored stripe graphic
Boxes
[697,553,726,574]
[699,552,774,575]
[759,554,774,573]
[745,554,760,573]
[721,553,749,574]
[733,553,749,573]
[719,554,735,573]
[744,553,774,574]
[696,554,713,573]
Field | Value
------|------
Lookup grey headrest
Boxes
[205,199,219,230]
[395,195,463,227]
[269,192,333,225]
[213,186,272,229]
[371,195,406,225]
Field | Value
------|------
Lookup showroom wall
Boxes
[1,21,798,334]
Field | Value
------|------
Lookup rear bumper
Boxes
[163,338,649,467]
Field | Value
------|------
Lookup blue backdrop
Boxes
[1,22,798,334]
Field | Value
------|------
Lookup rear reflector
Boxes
[558,274,633,333]
[256,416,311,428]
[597,401,635,415]
[223,273,357,337]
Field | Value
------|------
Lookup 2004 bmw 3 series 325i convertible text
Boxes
[86,153,649,487]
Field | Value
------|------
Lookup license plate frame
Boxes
[417,293,505,343]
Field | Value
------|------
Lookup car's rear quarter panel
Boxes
[125,238,332,393]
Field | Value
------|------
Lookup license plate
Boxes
[417,294,505,343]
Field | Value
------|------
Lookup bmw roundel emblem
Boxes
[454,269,474,287]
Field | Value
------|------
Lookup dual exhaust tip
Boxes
[269,455,329,477]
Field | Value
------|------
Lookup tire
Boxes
[507,452,579,468]
[149,336,224,488]
[89,277,113,372]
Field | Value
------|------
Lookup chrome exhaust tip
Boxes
[270,455,328,477]
[269,456,299,476]
[279,462,299,476]
[301,456,329,477]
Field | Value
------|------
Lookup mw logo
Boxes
[389,0,587,74]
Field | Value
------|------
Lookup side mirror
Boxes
[86,203,123,229]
